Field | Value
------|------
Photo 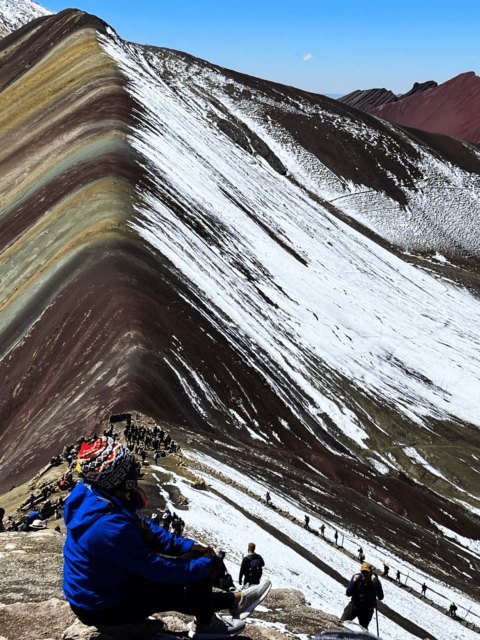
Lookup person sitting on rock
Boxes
[341,562,383,631]
[21,512,45,532]
[41,499,55,520]
[63,437,271,638]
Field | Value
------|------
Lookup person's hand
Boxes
[353,574,361,582]
[372,574,378,583]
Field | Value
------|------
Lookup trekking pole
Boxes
[376,598,379,637]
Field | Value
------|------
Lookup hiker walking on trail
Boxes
[265,491,271,505]
[320,524,325,539]
[449,603,457,618]
[341,562,384,630]
[383,563,389,579]
[421,583,427,597]
[304,515,310,531]
[62,437,272,639]
[153,451,159,465]
[396,570,401,583]
[334,530,338,545]
[239,543,265,586]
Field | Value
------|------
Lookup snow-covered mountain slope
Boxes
[1,11,480,616]
[97,33,480,510]
[151,448,480,640]
[137,46,480,260]
[0,0,53,36]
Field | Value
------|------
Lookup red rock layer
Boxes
[370,72,480,144]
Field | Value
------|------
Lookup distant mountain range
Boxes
[339,80,437,111]
[339,73,480,144]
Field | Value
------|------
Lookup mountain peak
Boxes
[0,0,53,36]
[370,71,480,143]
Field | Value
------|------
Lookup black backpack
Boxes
[248,555,263,583]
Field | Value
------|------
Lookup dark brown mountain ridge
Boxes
[339,80,437,111]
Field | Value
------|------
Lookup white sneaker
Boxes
[229,579,272,620]
[188,613,245,639]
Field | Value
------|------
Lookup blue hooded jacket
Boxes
[63,482,211,610]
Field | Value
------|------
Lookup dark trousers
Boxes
[341,602,374,629]
[71,574,235,626]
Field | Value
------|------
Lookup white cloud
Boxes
[303,53,312,61]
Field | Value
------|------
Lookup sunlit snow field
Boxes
[102,32,480,480]
[152,455,479,640]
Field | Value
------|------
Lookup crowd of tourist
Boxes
[0,414,181,534]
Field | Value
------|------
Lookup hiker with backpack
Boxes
[239,543,265,586]
[63,437,272,639]
[341,562,383,631]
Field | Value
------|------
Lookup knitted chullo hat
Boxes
[76,437,135,490]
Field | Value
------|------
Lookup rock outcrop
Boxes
[338,87,398,111]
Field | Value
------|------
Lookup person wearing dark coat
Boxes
[239,543,265,586]
[341,562,384,630]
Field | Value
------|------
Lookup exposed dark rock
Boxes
[217,119,252,154]
[339,80,437,112]
[216,117,287,175]
[399,80,437,101]
[338,88,398,111]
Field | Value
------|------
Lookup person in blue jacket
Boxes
[63,437,271,639]
[341,562,384,629]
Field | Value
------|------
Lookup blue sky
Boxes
[44,0,479,95]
